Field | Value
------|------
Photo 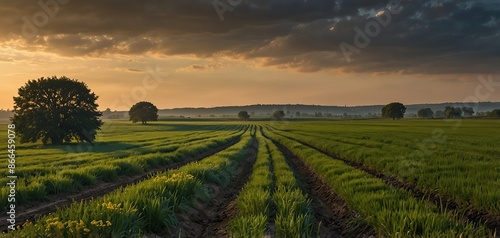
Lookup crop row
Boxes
[267,121,500,216]
[3,125,243,172]
[230,128,315,237]
[0,123,243,169]
[263,128,491,237]
[4,128,255,237]
[0,126,244,210]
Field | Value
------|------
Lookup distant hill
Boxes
[157,102,500,117]
[0,110,13,119]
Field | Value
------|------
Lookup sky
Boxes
[0,0,499,110]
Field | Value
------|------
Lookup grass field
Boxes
[1,119,499,237]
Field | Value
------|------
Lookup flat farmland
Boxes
[1,119,499,237]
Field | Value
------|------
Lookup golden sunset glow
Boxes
[1,1,499,110]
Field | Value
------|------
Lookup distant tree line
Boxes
[415,106,475,119]
[380,103,500,120]
[102,108,125,119]
[414,106,500,119]
[231,107,499,120]
[475,109,500,118]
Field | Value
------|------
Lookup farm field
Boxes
[1,119,499,237]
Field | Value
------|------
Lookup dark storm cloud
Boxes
[1,0,499,74]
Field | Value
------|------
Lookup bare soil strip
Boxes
[268,137,375,238]
[278,132,500,232]
[167,139,258,238]
[0,137,241,230]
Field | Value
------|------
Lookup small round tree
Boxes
[129,101,158,124]
[238,111,250,121]
[272,110,286,120]
[382,102,406,120]
[417,108,433,118]
[12,76,103,144]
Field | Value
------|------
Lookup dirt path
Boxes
[269,138,375,238]
[0,137,241,230]
[166,139,258,238]
[276,131,500,233]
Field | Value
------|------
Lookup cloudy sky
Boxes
[0,0,499,110]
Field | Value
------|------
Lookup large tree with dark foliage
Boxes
[12,76,103,144]
[129,101,158,124]
[382,102,406,120]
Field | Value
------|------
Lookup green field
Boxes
[1,119,499,237]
